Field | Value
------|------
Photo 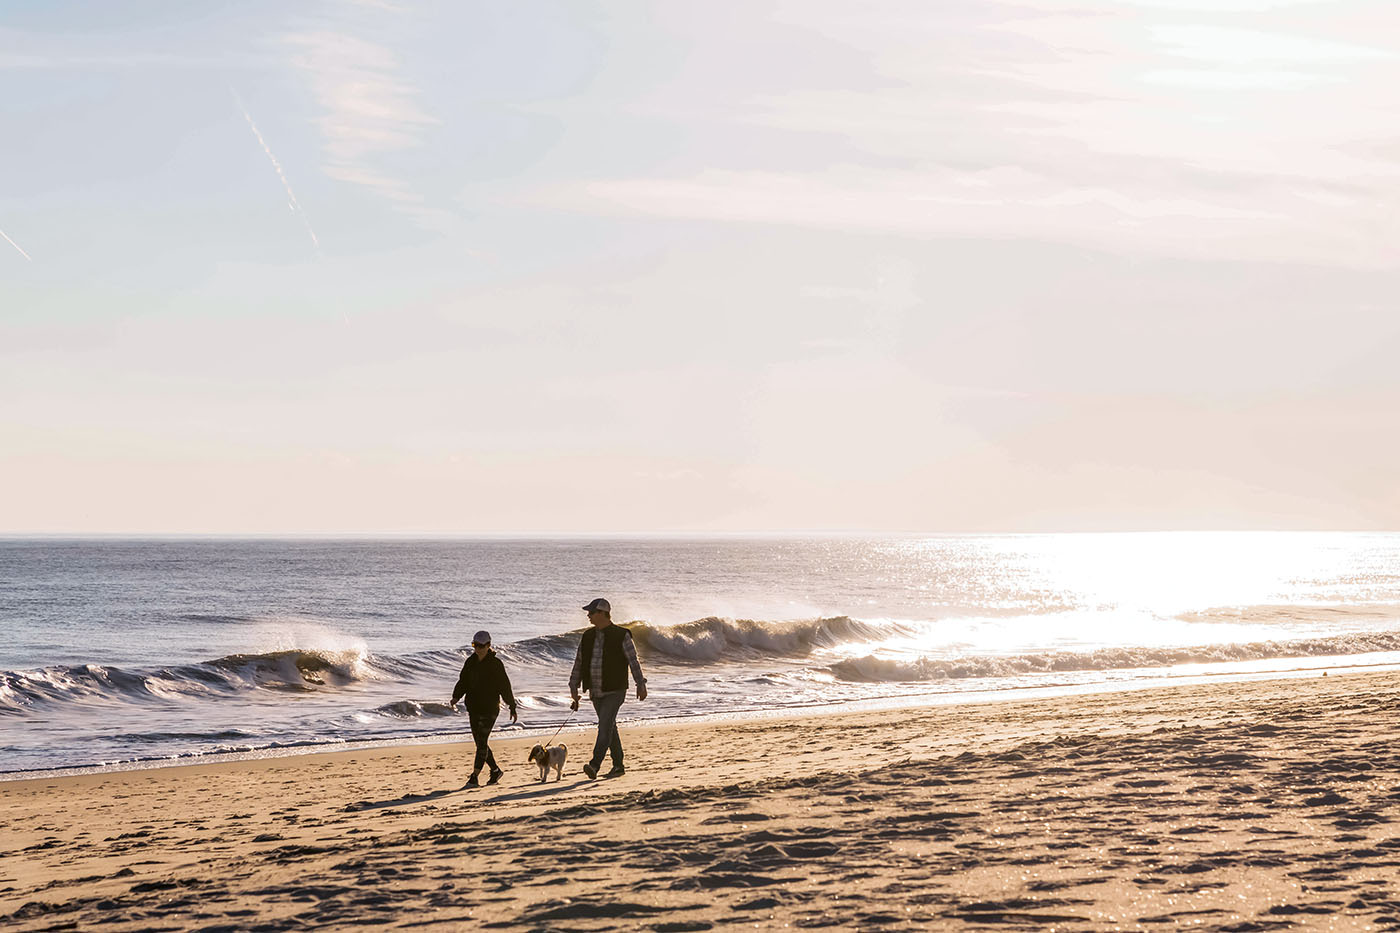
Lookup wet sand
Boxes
[5,671,1400,931]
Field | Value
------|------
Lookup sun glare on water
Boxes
[883,533,1374,659]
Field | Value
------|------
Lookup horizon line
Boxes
[1,529,1394,540]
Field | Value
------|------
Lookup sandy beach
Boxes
[5,671,1400,931]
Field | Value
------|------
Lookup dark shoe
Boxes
[464,773,480,787]
[604,765,625,778]
[582,762,598,780]
[487,768,504,786]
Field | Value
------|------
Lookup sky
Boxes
[2,0,1399,534]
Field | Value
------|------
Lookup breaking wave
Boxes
[633,615,893,661]
[829,630,1400,683]
[502,615,895,665]
[0,646,418,716]
[369,699,458,719]
[14,617,1400,720]
[0,615,897,717]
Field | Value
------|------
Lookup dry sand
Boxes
[5,671,1400,931]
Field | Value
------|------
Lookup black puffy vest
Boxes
[580,625,631,692]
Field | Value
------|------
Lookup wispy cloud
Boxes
[0,26,264,72]
[0,52,237,70]
[343,0,405,11]
[530,0,1400,268]
[283,28,449,228]
[538,167,1362,267]
[1,225,32,262]
[233,90,321,250]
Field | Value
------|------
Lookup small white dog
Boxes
[527,743,567,783]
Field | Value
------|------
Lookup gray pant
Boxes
[588,688,627,769]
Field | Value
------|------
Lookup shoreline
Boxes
[5,668,1400,930]
[7,656,1400,783]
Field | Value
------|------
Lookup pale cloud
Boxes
[1116,1,1322,9]
[0,25,261,71]
[531,0,1400,268]
[283,28,451,228]
[1147,24,1394,64]
[0,52,234,70]
[536,167,1400,268]
[1137,68,1341,88]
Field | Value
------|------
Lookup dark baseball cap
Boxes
[582,598,611,612]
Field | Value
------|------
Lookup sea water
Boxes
[4,533,1400,775]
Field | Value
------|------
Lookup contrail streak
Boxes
[1,226,32,262]
[232,90,320,250]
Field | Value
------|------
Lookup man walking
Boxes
[569,598,647,779]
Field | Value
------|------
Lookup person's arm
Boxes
[450,660,470,706]
[568,638,584,705]
[622,630,647,701]
[496,658,518,722]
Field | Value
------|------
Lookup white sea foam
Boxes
[630,615,895,661]
[0,645,411,715]
[829,630,1400,682]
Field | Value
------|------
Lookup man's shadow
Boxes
[344,787,466,812]
[343,778,592,812]
[487,778,593,804]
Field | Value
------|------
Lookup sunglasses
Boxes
[472,642,490,648]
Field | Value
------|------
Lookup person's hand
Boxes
[569,696,580,712]
[637,684,647,701]
[510,708,518,724]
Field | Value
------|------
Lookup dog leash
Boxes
[532,705,576,748]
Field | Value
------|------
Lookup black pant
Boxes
[468,709,499,772]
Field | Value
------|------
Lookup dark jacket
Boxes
[451,650,516,715]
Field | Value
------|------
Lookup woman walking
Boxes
[450,630,518,786]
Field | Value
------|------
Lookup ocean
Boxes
[4,533,1400,776]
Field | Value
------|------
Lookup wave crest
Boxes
[369,699,458,719]
[633,615,894,661]
[829,631,1400,683]
[0,646,409,715]
[502,616,894,665]
[207,648,375,688]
